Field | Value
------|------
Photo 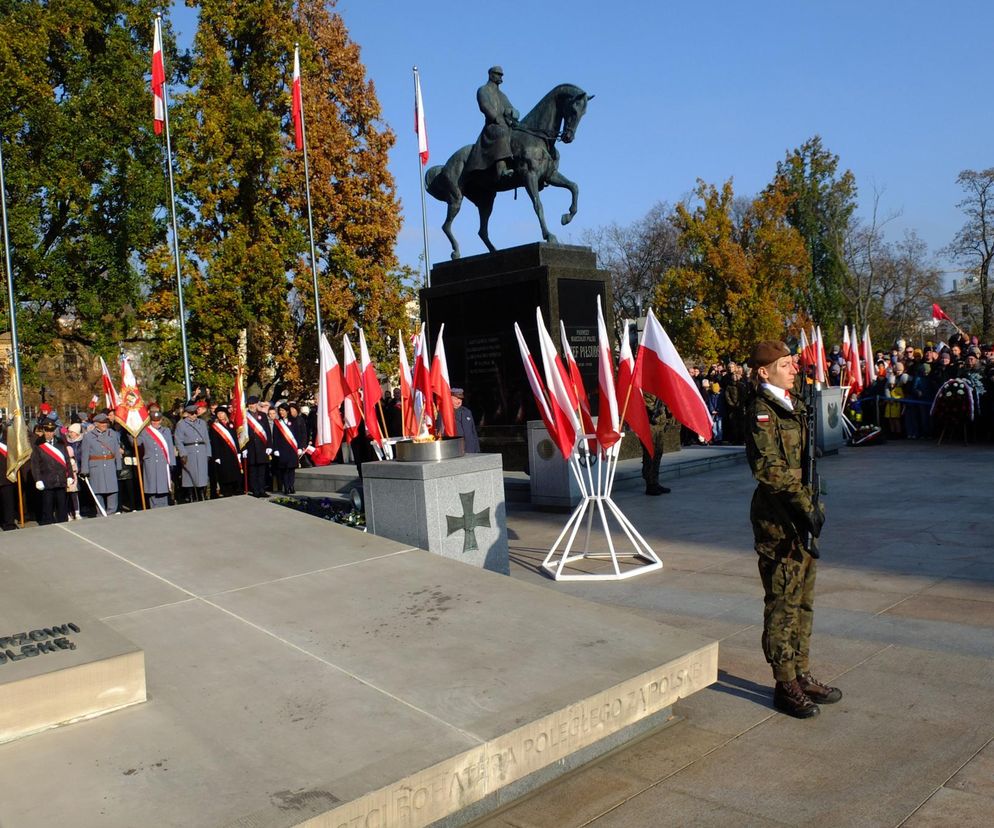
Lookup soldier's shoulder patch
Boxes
[756,413,770,423]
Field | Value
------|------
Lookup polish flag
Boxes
[291,46,304,151]
[932,303,952,322]
[798,328,811,371]
[414,70,429,166]
[100,357,119,409]
[559,320,595,444]
[430,324,456,437]
[151,18,165,136]
[617,320,654,456]
[814,325,827,387]
[231,366,249,449]
[358,329,385,447]
[595,296,621,450]
[513,323,570,458]
[841,326,852,361]
[315,334,345,462]
[861,325,874,387]
[398,332,418,438]
[115,356,150,437]
[411,325,433,433]
[342,335,363,442]
[847,325,863,393]
[536,308,579,455]
[635,309,712,442]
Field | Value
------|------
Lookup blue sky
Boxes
[171,1,993,283]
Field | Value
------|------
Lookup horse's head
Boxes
[560,89,593,144]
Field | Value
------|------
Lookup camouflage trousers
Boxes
[757,546,817,682]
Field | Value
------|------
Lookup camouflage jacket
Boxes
[745,386,815,552]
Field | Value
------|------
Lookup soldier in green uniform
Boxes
[745,340,841,719]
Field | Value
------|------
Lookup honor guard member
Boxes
[174,403,211,502]
[271,402,301,494]
[245,395,272,497]
[138,410,175,508]
[209,406,243,497]
[746,340,840,719]
[31,421,71,524]
[79,412,122,515]
[451,388,480,453]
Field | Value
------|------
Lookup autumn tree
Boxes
[773,136,857,331]
[654,179,808,363]
[0,0,169,390]
[944,168,994,339]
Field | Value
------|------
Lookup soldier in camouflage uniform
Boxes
[745,341,841,719]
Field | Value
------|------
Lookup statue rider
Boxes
[474,66,519,180]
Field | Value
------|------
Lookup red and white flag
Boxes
[861,325,874,387]
[115,356,150,437]
[595,296,621,451]
[231,366,249,449]
[414,69,429,166]
[932,303,952,322]
[635,308,713,443]
[316,333,345,462]
[151,17,165,135]
[841,325,852,361]
[411,325,433,433]
[617,320,654,456]
[291,45,304,151]
[100,357,119,409]
[342,335,363,442]
[847,324,863,393]
[358,329,385,449]
[513,323,570,458]
[536,309,579,455]
[559,320,595,445]
[814,325,827,387]
[798,328,811,371]
[398,332,417,438]
[430,324,456,437]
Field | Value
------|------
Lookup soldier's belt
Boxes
[182,441,206,446]
[88,454,115,461]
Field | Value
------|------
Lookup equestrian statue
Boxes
[425,66,593,259]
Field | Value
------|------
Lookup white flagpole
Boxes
[296,44,323,347]
[156,16,192,401]
[413,66,431,288]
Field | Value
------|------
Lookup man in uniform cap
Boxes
[245,395,272,497]
[79,412,122,515]
[31,421,71,524]
[174,403,212,502]
[138,410,175,508]
[745,340,840,719]
[450,388,480,453]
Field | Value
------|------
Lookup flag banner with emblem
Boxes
[115,356,150,437]
[635,308,713,442]
[231,366,249,449]
[5,382,31,483]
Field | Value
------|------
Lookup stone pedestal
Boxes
[815,387,846,454]
[527,420,581,510]
[0,559,146,744]
[364,454,509,574]
[421,243,612,470]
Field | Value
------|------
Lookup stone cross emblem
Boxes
[446,491,491,554]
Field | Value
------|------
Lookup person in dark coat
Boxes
[451,388,480,452]
[174,403,211,502]
[79,413,122,515]
[137,411,175,508]
[245,396,272,497]
[271,402,301,494]
[31,421,71,524]
[0,422,20,530]
[209,406,243,497]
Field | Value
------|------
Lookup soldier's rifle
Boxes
[801,381,822,558]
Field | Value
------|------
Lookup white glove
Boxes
[36,480,45,490]
[265,448,272,456]
[296,449,304,457]
[241,450,248,459]
[215,459,221,464]
[273,450,280,457]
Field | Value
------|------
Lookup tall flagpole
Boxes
[155,16,192,401]
[0,137,24,405]
[413,67,431,288]
[295,44,323,347]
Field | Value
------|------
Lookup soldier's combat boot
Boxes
[798,672,843,704]
[773,679,820,719]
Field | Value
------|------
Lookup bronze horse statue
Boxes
[425,83,593,259]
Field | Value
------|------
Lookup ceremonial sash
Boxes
[146,426,171,463]
[247,414,268,444]
[274,418,298,451]
[40,442,68,468]
[0,441,7,458]
[212,422,240,457]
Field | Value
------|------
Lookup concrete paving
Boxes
[474,441,994,827]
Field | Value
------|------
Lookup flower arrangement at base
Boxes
[930,379,975,427]
[270,495,366,531]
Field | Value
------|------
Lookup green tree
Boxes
[654,179,808,363]
[0,0,169,388]
[773,136,857,331]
